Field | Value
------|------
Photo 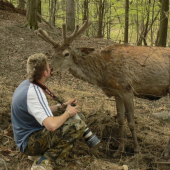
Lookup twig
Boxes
[0,134,13,141]
[154,162,170,164]
[0,158,8,170]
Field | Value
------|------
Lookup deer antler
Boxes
[35,20,92,48]
[62,20,92,46]
[35,28,59,47]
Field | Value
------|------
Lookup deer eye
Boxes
[64,52,69,57]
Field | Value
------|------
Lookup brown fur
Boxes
[71,45,170,98]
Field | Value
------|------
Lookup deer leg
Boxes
[122,93,139,154]
[115,96,125,154]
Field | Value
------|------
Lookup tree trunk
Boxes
[157,0,169,47]
[151,0,156,45]
[97,0,105,38]
[137,0,151,46]
[37,0,41,22]
[49,0,57,27]
[107,0,111,39]
[18,0,25,10]
[136,0,139,44]
[124,0,129,44]
[83,0,89,23]
[66,0,75,32]
[25,0,38,30]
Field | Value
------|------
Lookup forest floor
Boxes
[1,2,170,170]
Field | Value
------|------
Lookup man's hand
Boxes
[66,104,79,117]
[64,97,77,106]
[53,98,77,113]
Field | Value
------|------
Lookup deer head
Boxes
[35,20,93,73]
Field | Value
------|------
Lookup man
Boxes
[11,53,85,170]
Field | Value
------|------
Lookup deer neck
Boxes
[69,50,106,86]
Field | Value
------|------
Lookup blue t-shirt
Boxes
[11,79,53,152]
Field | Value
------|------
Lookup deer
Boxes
[35,20,170,158]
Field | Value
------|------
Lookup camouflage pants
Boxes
[24,118,85,165]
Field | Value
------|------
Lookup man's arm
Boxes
[43,111,69,131]
[50,98,77,113]
[43,104,79,131]
[50,103,66,113]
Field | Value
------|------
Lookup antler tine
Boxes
[36,28,59,47]
[72,20,92,39]
[35,30,51,45]
[62,23,67,42]
[62,20,92,46]
[70,25,79,39]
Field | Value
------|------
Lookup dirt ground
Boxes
[1,3,170,170]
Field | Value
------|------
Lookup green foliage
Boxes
[7,0,170,45]
[9,0,18,7]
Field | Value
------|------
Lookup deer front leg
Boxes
[122,93,139,154]
[114,96,125,155]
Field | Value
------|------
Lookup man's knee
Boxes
[62,118,85,138]
[74,119,86,131]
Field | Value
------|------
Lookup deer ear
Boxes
[77,47,95,55]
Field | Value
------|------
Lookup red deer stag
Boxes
[35,20,170,157]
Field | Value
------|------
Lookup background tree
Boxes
[97,0,105,38]
[83,0,89,23]
[66,0,75,31]
[25,0,38,30]
[7,0,170,46]
[137,0,151,46]
[124,0,129,44]
[156,0,169,47]
[106,0,112,39]
[49,0,57,27]
[37,0,41,22]
[18,0,25,10]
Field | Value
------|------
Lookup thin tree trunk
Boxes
[157,0,169,47]
[66,0,75,31]
[37,0,41,22]
[137,0,151,46]
[83,0,89,23]
[25,0,38,30]
[18,0,25,10]
[124,0,129,44]
[151,0,156,45]
[107,0,111,39]
[97,0,105,38]
[49,0,56,26]
[136,0,139,44]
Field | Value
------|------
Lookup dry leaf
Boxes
[123,165,128,170]
[3,156,10,162]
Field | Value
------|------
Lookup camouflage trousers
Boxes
[24,118,85,165]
